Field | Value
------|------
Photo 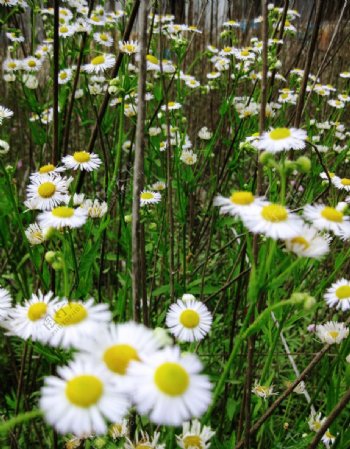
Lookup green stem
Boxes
[0,410,43,434]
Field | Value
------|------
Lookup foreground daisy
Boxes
[214,191,264,217]
[40,358,130,436]
[46,298,112,348]
[82,54,116,73]
[38,206,88,229]
[26,174,71,210]
[324,279,350,311]
[140,190,161,206]
[166,298,212,342]
[303,204,350,238]
[126,346,212,426]
[284,226,330,258]
[0,288,12,322]
[62,151,102,171]
[76,322,160,377]
[243,203,303,239]
[255,127,307,153]
[177,419,215,449]
[316,321,349,345]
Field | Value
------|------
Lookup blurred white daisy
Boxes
[109,419,129,439]
[255,127,307,153]
[126,346,212,426]
[177,419,215,449]
[0,105,14,124]
[180,150,197,165]
[161,101,182,111]
[322,430,336,448]
[25,223,47,245]
[58,68,72,84]
[308,411,326,431]
[331,176,350,192]
[58,24,76,38]
[303,204,350,238]
[22,56,42,72]
[284,226,330,258]
[119,40,139,55]
[252,381,277,399]
[166,298,212,342]
[26,174,71,210]
[316,321,349,345]
[62,151,102,171]
[324,278,350,311]
[214,191,265,217]
[93,32,113,47]
[81,199,107,218]
[83,54,115,73]
[140,191,161,206]
[38,206,88,229]
[40,358,130,436]
[30,163,65,180]
[0,288,12,322]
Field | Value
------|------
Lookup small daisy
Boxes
[180,150,197,165]
[126,346,212,426]
[82,54,116,74]
[124,431,165,449]
[0,288,12,322]
[151,181,166,191]
[166,298,212,342]
[3,58,21,72]
[213,191,264,218]
[252,381,277,399]
[316,321,349,345]
[328,99,344,109]
[26,174,71,210]
[198,127,213,140]
[109,419,129,439]
[46,298,112,348]
[81,199,107,218]
[25,223,47,245]
[331,176,350,192]
[0,105,14,124]
[62,151,102,171]
[161,101,182,111]
[284,226,330,258]
[140,190,161,206]
[93,32,113,47]
[303,204,350,238]
[8,291,60,342]
[58,24,76,38]
[308,411,326,431]
[58,68,72,84]
[119,40,139,55]
[177,419,215,449]
[76,321,160,377]
[322,430,336,448]
[255,127,307,153]
[40,358,130,436]
[22,56,42,72]
[243,203,304,240]
[38,206,88,229]
[30,163,65,179]
[324,279,350,311]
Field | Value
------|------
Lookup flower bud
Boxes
[296,156,311,173]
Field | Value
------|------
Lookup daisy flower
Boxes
[198,126,213,140]
[0,105,14,124]
[308,411,326,431]
[25,223,48,245]
[328,99,344,109]
[166,298,212,342]
[62,151,102,171]
[0,288,12,322]
[8,291,60,342]
[303,204,350,238]
[324,278,350,311]
[161,101,182,111]
[140,191,161,206]
[40,358,130,436]
[58,24,76,38]
[22,56,42,72]
[82,54,116,74]
[26,174,71,210]
[38,206,88,229]
[93,32,113,47]
[180,150,197,165]
[214,191,264,217]
[126,346,212,426]
[119,40,140,55]
[3,58,22,72]
[331,176,350,192]
[109,419,129,439]
[30,163,65,179]
[45,298,112,349]
[316,321,349,345]
[76,322,160,377]
[284,226,330,258]
[58,68,72,84]
[322,430,336,448]
[242,203,304,240]
[151,181,166,191]
[177,419,215,449]
[252,381,277,399]
[81,199,107,218]
[255,127,307,153]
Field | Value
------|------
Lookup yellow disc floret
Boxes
[335,285,350,300]
[269,128,291,140]
[54,303,87,326]
[103,344,140,375]
[230,191,254,205]
[140,192,154,200]
[261,204,288,222]
[154,362,189,396]
[321,207,343,223]
[183,436,203,449]
[91,55,105,66]
[38,181,56,198]
[180,309,200,328]
[52,206,74,218]
[39,164,55,174]
[27,302,48,321]
[73,151,91,163]
[65,375,103,407]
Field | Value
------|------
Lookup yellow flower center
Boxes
[91,55,105,66]
[180,309,200,328]
[141,192,154,200]
[136,445,152,449]
[261,204,288,222]
[328,331,339,339]
[103,344,140,375]
[223,47,232,52]
[168,101,176,108]
[65,375,103,407]
[269,128,291,140]
[335,285,350,300]
[28,60,37,68]
[124,44,135,52]
[290,236,310,249]
[341,178,350,186]
[27,302,48,321]
[39,164,55,174]
[54,303,87,325]
[59,26,68,33]
[99,33,108,41]
[60,72,68,80]
[240,50,250,56]
[38,181,56,198]
[183,436,203,449]
[154,362,189,396]
[8,62,17,69]
[147,54,158,64]
[52,206,74,218]
[230,191,254,205]
[73,151,91,163]
[91,15,101,22]
[281,93,289,99]
[321,207,343,223]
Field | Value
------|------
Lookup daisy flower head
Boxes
[0,288,12,322]
[252,381,277,399]
[303,204,350,238]
[213,191,264,218]
[177,419,215,449]
[242,203,304,240]
[126,346,212,426]
[255,127,307,153]
[76,321,160,377]
[25,223,48,245]
[93,32,113,47]
[38,206,88,229]
[119,40,140,55]
[82,54,116,74]
[180,150,197,165]
[0,105,14,124]
[30,163,65,180]
[26,174,71,210]
[8,291,60,342]
[324,278,350,311]
[81,199,107,218]
[308,411,326,432]
[40,357,130,437]
[45,298,112,348]
[316,321,349,345]
[331,176,350,192]
[140,190,161,207]
[3,58,22,72]
[284,226,330,258]
[161,101,182,111]
[58,68,72,84]
[124,431,165,449]
[322,430,336,448]
[22,56,42,72]
[58,24,76,38]
[166,298,213,342]
[62,151,102,171]
[109,419,129,439]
